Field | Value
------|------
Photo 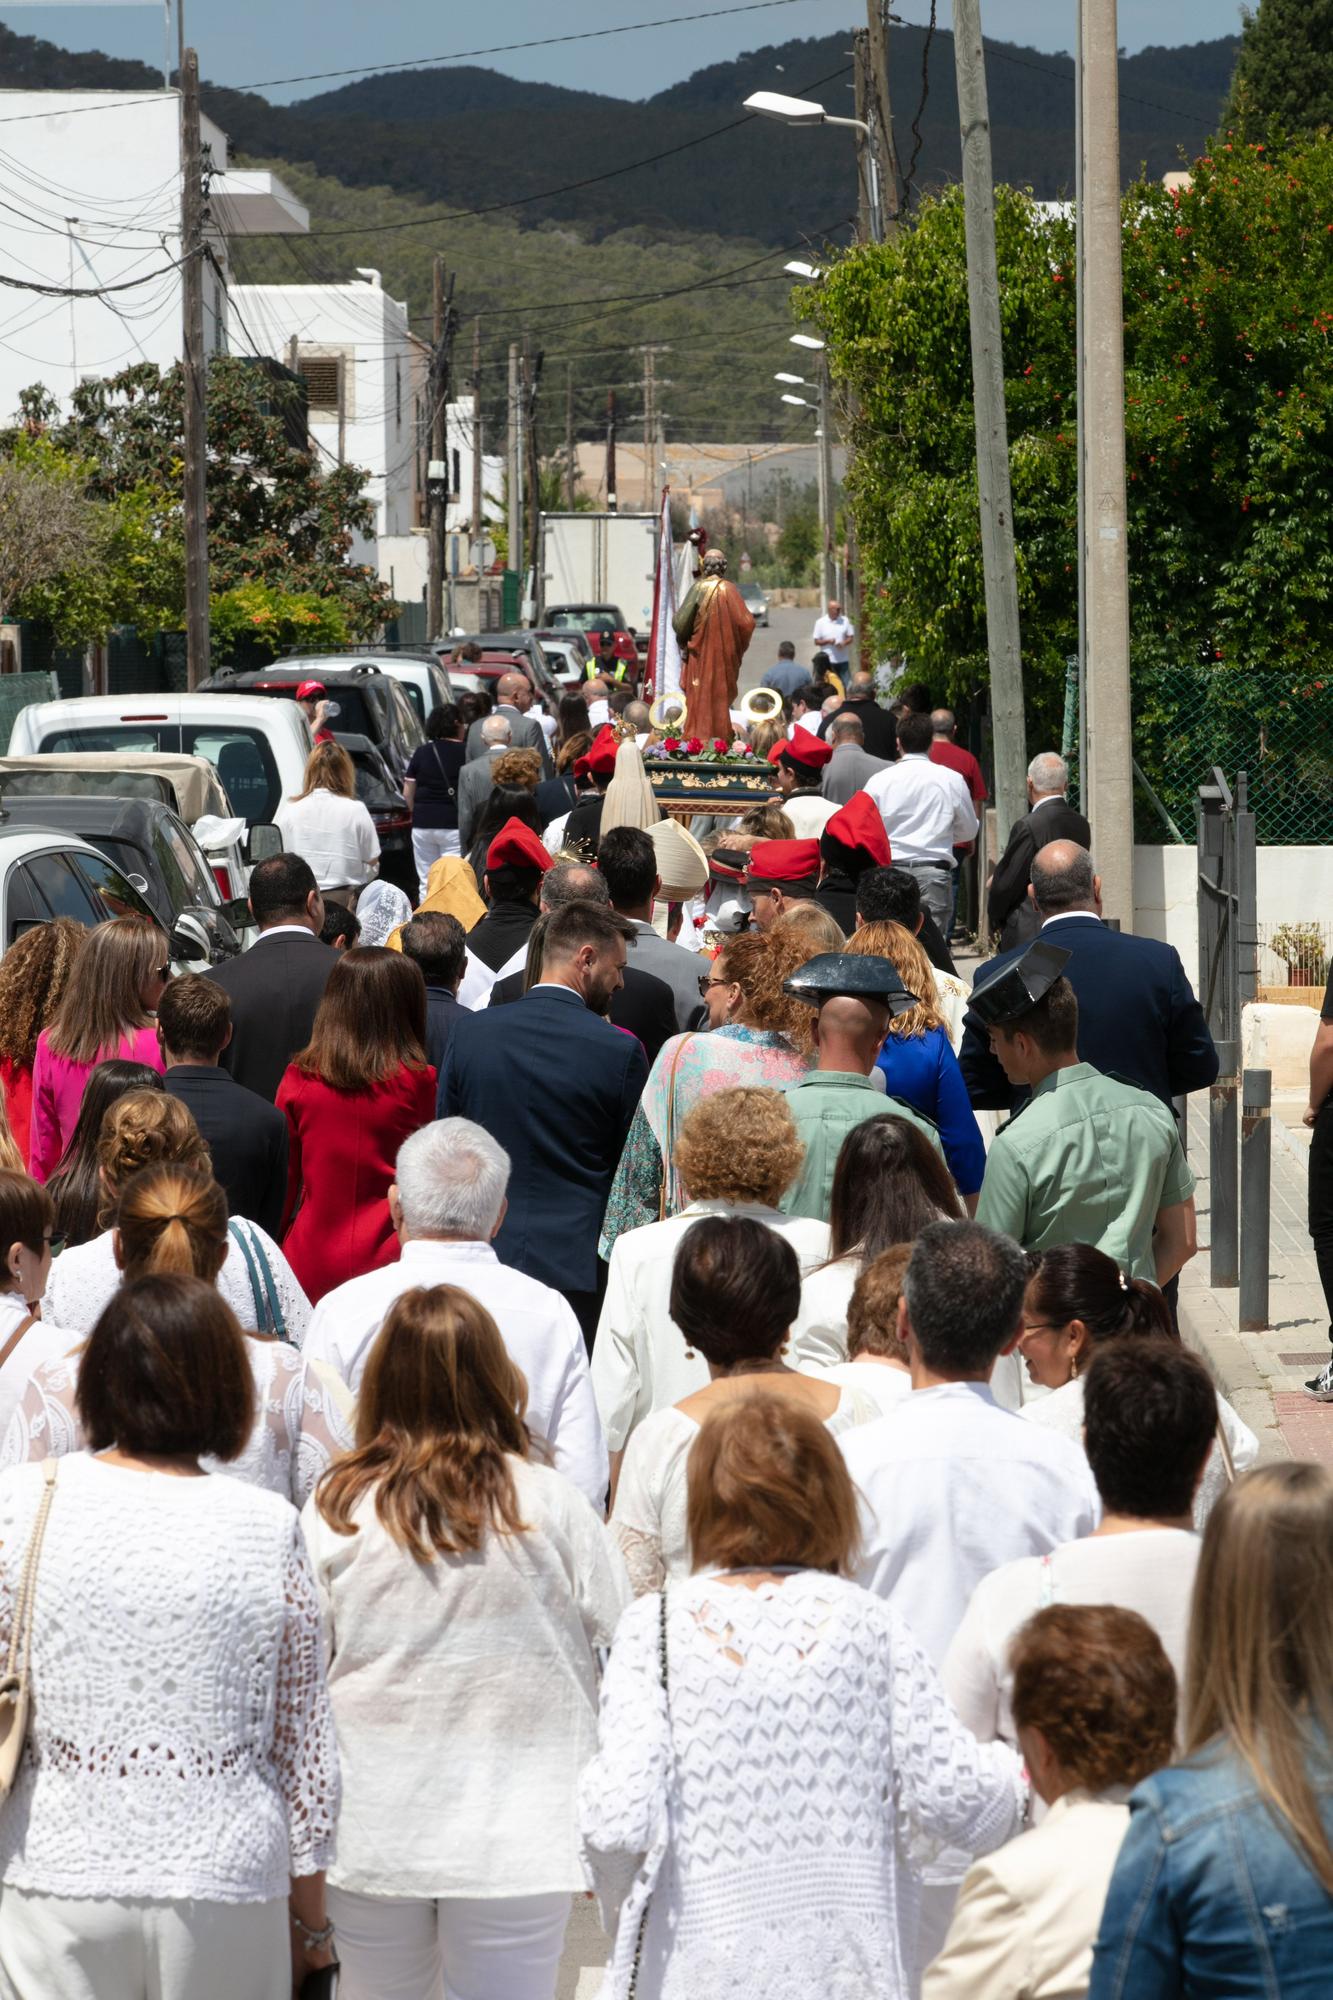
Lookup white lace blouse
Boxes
[610,1386,878,1595]
[1,1338,351,1508]
[44,1225,312,1347]
[579,1570,1027,2000]
[0,1454,339,1902]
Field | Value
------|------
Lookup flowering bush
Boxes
[652,734,758,763]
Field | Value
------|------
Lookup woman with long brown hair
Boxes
[274,737,381,896]
[305,1284,626,2000]
[28,916,169,1180]
[0,917,84,1166]
[4,1163,349,1504]
[277,946,436,1302]
[1090,1462,1333,1998]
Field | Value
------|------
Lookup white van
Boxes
[7,694,313,829]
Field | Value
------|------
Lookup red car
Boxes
[546,604,638,668]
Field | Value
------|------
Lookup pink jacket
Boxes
[29,1026,165,1182]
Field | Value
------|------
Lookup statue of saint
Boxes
[671,549,755,742]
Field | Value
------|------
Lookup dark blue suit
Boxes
[437,984,648,1302]
[961,914,1219,1112]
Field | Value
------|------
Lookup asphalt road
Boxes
[738,600,819,693]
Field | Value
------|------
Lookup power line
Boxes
[235,0,817,93]
[0,248,199,298]
[900,0,938,210]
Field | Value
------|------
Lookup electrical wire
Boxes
[0,247,199,298]
[900,0,938,211]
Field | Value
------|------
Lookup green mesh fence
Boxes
[1130,666,1333,846]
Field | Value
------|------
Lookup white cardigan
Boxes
[302,1457,629,1899]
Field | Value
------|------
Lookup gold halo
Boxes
[738,685,784,726]
[648,691,688,731]
[826,670,846,701]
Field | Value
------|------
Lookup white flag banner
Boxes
[646,485,682,700]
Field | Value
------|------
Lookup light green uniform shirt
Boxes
[975,1060,1195,1280]
[781,1070,943,1222]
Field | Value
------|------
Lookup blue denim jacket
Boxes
[1089,1739,1333,1998]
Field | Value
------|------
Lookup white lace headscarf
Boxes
[355,880,414,948]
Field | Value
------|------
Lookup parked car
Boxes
[532,630,592,690]
[334,732,416,900]
[198,664,425,785]
[2,796,246,963]
[442,636,563,723]
[739,580,770,627]
[0,822,212,963]
[0,751,279,902]
[271,650,455,727]
[7,694,313,830]
[544,604,638,667]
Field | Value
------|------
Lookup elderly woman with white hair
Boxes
[302,1116,607,1507]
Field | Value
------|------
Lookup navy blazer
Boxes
[437,984,648,1294]
[960,914,1219,1112]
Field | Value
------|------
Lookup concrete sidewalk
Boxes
[1177,1093,1333,1465]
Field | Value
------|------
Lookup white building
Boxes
[0,89,306,423]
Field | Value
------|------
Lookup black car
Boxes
[200,664,425,783]
[3,796,244,963]
[445,632,564,713]
[334,733,416,900]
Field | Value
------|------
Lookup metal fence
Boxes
[1132,666,1333,846]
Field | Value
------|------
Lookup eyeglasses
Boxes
[698,974,732,998]
[1020,1322,1062,1339]
[154,965,170,982]
[45,1231,66,1256]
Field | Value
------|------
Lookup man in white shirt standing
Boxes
[303,1118,607,1506]
[812,598,855,668]
[864,710,979,934]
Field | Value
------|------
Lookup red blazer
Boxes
[276,1060,436,1304]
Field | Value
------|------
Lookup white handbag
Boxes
[0,1460,58,1798]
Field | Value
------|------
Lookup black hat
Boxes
[964,940,1072,1033]
[782,951,917,1016]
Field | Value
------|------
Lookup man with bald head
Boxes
[986,749,1090,949]
[463,668,552,774]
[961,839,1218,1114]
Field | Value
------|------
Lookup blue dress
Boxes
[875,1025,986,1196]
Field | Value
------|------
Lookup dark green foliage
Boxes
[1225,0,1333,140]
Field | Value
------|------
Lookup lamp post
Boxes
[785,335,836,601]
[744,91,883,241]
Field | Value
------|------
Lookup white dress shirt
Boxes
[273,789,380,891]
[303,1236,607,1505]
[865,754,979,865]
[812,613,855,664]
[781,791,839,840]
[840,1382,1100,1667]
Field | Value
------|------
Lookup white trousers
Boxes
[0,1888,288,2000]
[412,828,461,902]
[327,1885,571,2000]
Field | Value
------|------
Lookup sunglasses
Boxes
[698,973,732,997]
[154,965,170,982]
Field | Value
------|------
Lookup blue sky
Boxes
[0,1,1245,103]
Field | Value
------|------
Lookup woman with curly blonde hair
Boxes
[0,917,84,1167]
[593,1087,833,1481]
[846,919,985,1204]
[599,926,817,1253]
[490,746,543,793]
[43,1089,312,1342]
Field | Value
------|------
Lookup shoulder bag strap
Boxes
[5,1460,57,1685]
[658,1035,693,1221]
[627,1588,671,2000]
[227,1219,268,1335]
[430,740,457,801]
[0,1313,37,1376]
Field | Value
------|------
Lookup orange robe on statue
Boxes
[672,576,756,742]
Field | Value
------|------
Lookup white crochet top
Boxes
[0,1454,339,1902]
[0,1339,351,1508]
[579,1570,1026,2000]
[44,1226,312,1346]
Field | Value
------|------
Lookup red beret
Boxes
[486,816,552,874]
[575,724,620,779]
[770,731,834,773]
[746,837,822,887]
[822,791,892,867]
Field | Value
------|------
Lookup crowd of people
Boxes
[0,639,1325,2000]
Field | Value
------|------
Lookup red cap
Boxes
[574,723,620,780]
[822,791,892,867]
[769,731,833,773]
[746,837,822,887]
[486,817,552,874]
[296,680,326,702]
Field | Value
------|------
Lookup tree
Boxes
[15,358,393,638]
[0,435,103,620]
[1225,0,1333,139]
[812,135,1333,738]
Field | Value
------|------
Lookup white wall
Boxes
[443,400,505,534]
[1135,842,1329,990]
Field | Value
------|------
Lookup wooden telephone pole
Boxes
[426,255,455,643]
[470,317,483,571]
[605,389,618,513]
[180,47,209,688]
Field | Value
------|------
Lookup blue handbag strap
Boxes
[227,1219,289,1344]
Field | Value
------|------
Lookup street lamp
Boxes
[784,260,823,280]
[789,333,825,351]
[779,393,812,407]
[774,371,806,385]
[744,91,883,241]
[778,393,834,600]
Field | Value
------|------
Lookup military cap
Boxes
[963,940,1072,1032]
[782,951,917,1016]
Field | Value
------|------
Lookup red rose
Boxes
[712,738,728,753]
[742,744,754,757]
[685,737,703,755]
[663,737,681,753]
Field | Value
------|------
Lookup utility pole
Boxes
[524,342,544,617]
[180,46,209,689]
[952,0,1028,841]
[470,317,483,573]
[864,0,901,227]
[816,358,835,602]
[605,388,618,514]
[506,342,522,580]
[426,255,454,643]
[642,347,655,509]
[564,364,576,508]
[1080,0,1133,922]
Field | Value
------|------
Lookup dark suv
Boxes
[200,664,425,783]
